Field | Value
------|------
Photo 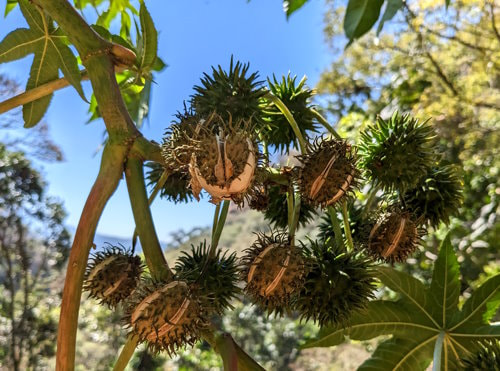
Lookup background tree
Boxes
[0,144,70,370]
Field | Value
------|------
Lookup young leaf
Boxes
[304,236,500,370]
[138,1,157,72]
[376,0,403,35]
[430,234,461,327]
[0,0,85,127]
[343,0,384,42]
[283,0,309,18]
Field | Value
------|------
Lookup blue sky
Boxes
[0,0,330,241]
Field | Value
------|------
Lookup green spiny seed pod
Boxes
[361,207,423,264]
[359,112,435,192]
[174,241,240,314]
[188,116,260,204]
[145,162,195,203]
[241,231,306,315]
[84,244,143,308]
[295,239,376,327]
[124,279,207,355]
[461,340,500,371]
[191,57,265,127]
[297,137,359,208]
[261,74,318,152]
[402,164,463,227]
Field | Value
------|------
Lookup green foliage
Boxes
[304,236,500,370]
[0,0,84,127]
[261,74,318,152]
[359,112,435,192]
[344,0,384,43]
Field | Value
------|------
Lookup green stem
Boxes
[211,203,222,242]
[310,108,342,139]
[328,206,344,248]
[432,331,445,371]
[362,184,379,218]
[112,336,139,371]
[132,169,170,251]
[289,192,301,244]
[264,92,307,154]
[210,200,230,255]
[341,200,354,250]
[287,187,294,234]
[55,143,126,371]
[125,157,172,281]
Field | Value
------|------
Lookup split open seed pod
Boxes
[297,137,359,208]
[188,117,259,204]
[84,244,143,308]
[364,207,423,264]
[124,280,207,355]
[241,231,306,315]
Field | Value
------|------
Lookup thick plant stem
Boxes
[112,336,139,371]
[310,109,342,140]
[432,331,445,371]
[125,157,172,281]
[264,92,307,154]
[132,169,170,251]
[202,328,265,371]
[212,203,222,243]
[328,206,344,248]
[341,200,354,250]
[55,143,126,371]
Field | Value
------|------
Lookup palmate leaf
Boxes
[343,0,384,43]
[304,235,500,370]
[138,0,157,72]
[0,0,84,127]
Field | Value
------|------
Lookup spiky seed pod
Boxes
[261,74,319,152]
[297,137,359,208]
[361,207,423,264]
[161,108,201,172]
[124,279,207,355]
[188,116,260,204]
[174,241,240,314]
[295,239,376,327]
[248,183,270,212]
[84,245,143,308]
[241,231,306,315]
[145,162,195,203]
[191,57,265,127]
[402,164,463,227]
[359,112,435,192]
[461,340,500,371]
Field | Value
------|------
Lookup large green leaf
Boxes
[138,1,157,72]
[376,0,403,35]
[358,337,435,371]
[430,234,461,327]
[305,236,500,370]
[343,0,384,42]
[451,274,500,328]
[0,0,85,127]
[303,300,437,348]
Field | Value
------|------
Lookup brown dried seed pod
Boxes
[124,280,207,355]
[189,117,259,204]
[84,245,143,308]
[297,137,359,208]
[240,231,306,315]
[365,208,423,264]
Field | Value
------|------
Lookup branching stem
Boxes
[328,206,344,248]
[341,200,354,250]
[310,108,342,139]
